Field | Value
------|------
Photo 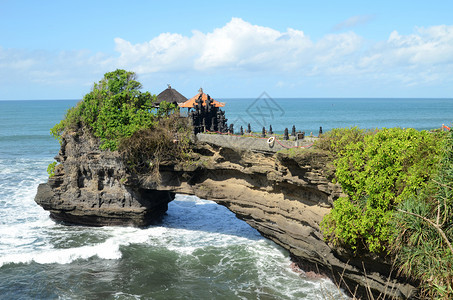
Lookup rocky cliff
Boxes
[35,131,417,299]
[35,128,174,227]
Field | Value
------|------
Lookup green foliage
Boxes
[391,129,453,299]
[50,69,175,151]
[320,127,444,252]
[315,127,369,155]
[50,105,82,142]
[157,101,179,117]
[47,161,57,178]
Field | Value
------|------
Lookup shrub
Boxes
[119,114,192,181]
[51,69,161,150]
[119,114,192,168]
[391,129,452,299]
[47,161,57,178]
[315,126,369,155]
[320,128,444,252]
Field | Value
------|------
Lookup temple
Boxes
[155,84,187,108]
[179,88,228,134]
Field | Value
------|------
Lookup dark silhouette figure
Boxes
[284,128,289,140]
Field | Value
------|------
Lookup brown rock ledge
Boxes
[35,131,418,299]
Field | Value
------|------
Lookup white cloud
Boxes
[0,46,113,99]
[114,18,314,73]
[1,18,452,99]
[313,32,363,65]
[353,25,453,87]
[114,32,202,73]
[113,18,453,88]
[386,25,453,65]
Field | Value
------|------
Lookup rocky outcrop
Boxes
[152,135,417,299]
[35,131,417,299]
[35,129,174,227]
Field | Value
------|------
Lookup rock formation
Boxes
[35,129,174,227]
[35,131,417,299]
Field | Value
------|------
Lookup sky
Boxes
[1,0,452,100]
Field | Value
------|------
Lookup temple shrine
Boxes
[179,88,228,134]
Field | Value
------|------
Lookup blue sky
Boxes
[1,0,452,99]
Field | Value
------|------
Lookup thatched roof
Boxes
[179,89,225,108]
[156,85,187,104]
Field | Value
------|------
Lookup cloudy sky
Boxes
[1,0,452,100]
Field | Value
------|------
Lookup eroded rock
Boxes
[35,131,418,299]
[35,129,174,227]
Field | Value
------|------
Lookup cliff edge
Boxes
[35,128,174,227]
[35,131,417,299]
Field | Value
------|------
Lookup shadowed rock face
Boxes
[35,129,174,227]
[35,131,417,299]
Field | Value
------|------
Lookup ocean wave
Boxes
[0,195,264,267]
[0,226,149,267]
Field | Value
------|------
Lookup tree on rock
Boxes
[51,69,179,151]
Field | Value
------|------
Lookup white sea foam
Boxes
[0,194,263,266]
[251,241,346,299]
[0,226,154,267]
[0,166,345,298]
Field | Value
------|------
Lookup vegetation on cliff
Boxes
[51,69,181,150]
[317,127,452,298]
[50,69,192,178]
[392,129,453,299]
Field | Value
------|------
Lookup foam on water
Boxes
[0,99,355,298]
[0,147,346,298]
[0,187,346,299]
[0,194,264,267]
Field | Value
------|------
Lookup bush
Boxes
[50,69,183,151]
[391,129,453,299]
[47,161,57,178]
[315,126,369,155]
[320,128,444,252]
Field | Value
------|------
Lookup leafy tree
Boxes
[51,69,159,150]
[49,69,193,183]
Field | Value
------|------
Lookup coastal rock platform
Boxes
[35,131,417,299]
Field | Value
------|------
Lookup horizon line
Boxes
[2,97,453,101]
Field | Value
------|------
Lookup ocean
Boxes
[0,98,452,299]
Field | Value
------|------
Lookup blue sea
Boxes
[0,98,452,299]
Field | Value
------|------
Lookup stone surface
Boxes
[35,130,418,299]
[151,135,418,299]
[34,128,174,227]
[196,132,317,153]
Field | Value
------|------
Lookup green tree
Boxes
[51,69,159,150]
